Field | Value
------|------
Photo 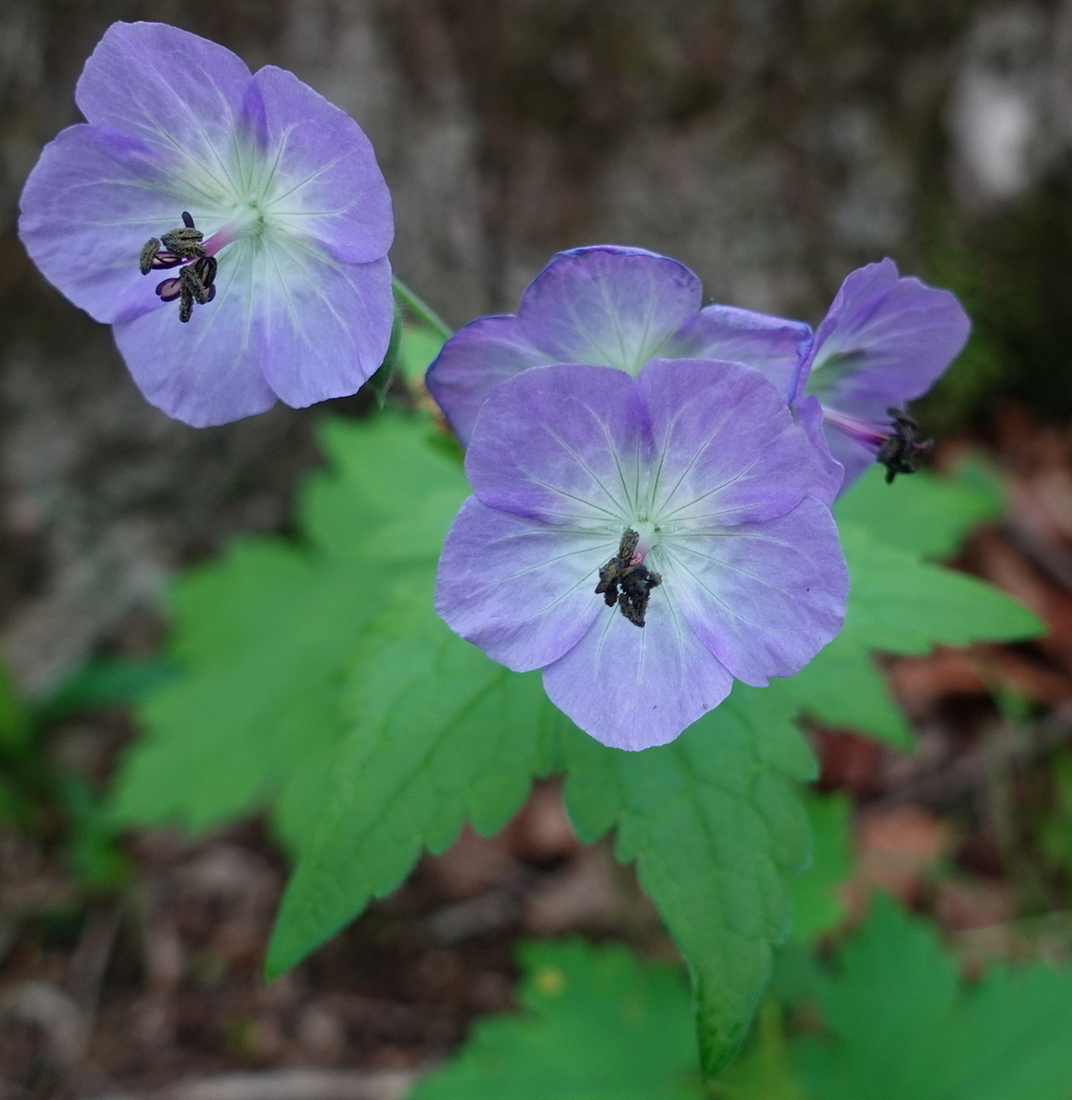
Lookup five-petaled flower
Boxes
[789,258,970,488]
[435,358,848,750]
[425,246,969,497]
[19,21,394,427]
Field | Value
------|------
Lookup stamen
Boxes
[876,408,933,483]
[139,238,161,276]
[149,252,187,270]
[155,276,182,302]
[140,213,221,323]
[596,529,662,628]
[822,406,933,484]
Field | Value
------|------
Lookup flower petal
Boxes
[823,421,882,492]
[676,304,812,399]
[542,590,733,750]
[637,358,812,526]
[252,66,393,264]
[465,363,648,525]
[800,258,970,412]
[793,394,844,505]
[518,246,702,374]
[75,22,252,190]
[436,497,607,671]
[19,124,189,324]
[425,315,550,446]
[112,240,276,426]
[663,496,847,686]
[254,241,392,408]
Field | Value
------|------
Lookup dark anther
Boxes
[595,528,662,628]
[139,238,162,275]
[141,214,217,323]
[876,408,933,484]
[160,212,206,259]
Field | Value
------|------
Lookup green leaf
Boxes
[833,462,1002,560]
[299,413,467,562]
[54,772,130,889]
[795,895,1072,1100]
[411,940,703,1100]
[266,580,565,977]
[776,522,1043,748]
[37,656,176,724]
[110,543,385,833]
[839,523,1042,652]
[561,686,816,1077]
[109,413,468,838]
[788,792,851,942]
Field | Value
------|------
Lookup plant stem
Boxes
[392,278,452,341]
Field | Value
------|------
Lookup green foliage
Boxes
[779,466,1041,749]
[795,895,1072,1100]
[561,687,815,1076]
[37,656,175,725]
[421,902,1072,1100]
[410,940,703,1100]
[835,463,1001,561]
[111,412,1046,1081]
[712,1004,806,1100]
[54,772,130,889]
[267,579,564,976]
[399,323,447,384]
[1038,750,1072,873]
[788,793,851,942]
[110,415,468,837]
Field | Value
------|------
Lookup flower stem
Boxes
[391,277,452,341]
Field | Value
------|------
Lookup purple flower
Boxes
[426,246,811,439]
[790,259,971,488]
[425,247,969,497]
[435,358,848,750]
[19,21,394,427]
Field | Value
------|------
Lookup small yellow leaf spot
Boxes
[533,966,566,997]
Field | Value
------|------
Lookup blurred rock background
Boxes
[0,0,1070,694]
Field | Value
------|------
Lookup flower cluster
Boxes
[431,247,969,748]
[427,246,970,498]
[19,22,394,427]
[18,22,971,751]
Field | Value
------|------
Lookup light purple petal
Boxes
[255,244,392,408]
[675,304,812,399]
[518,246,702,373]
[800,258,970,413]
[637,358,812,526]
[18,125,188,325]
[793,394,844,505]
[436,497,607,670]
[426,315,550,446]
[252,66,393,265]
[112,243,276,427]
[542,590,733,751]
[75,22,252,180]
[465,363,649,525]
[663,496,847,686]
